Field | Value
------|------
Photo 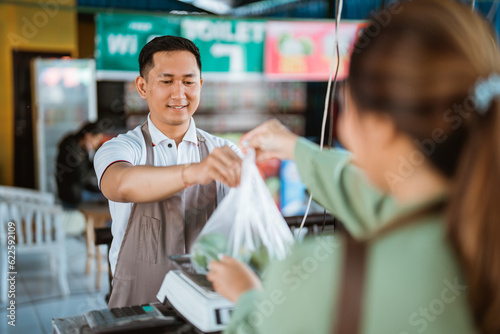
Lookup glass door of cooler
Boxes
[33,58,97,193]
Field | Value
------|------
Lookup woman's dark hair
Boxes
[76,122,102,139]
[138,35,202,79]
[349,0,500,333]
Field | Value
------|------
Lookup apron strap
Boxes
[140,122,154,166]
[333,233,367,334]
[195,129,209,160]
[332,198,447,334]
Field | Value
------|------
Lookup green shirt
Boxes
[224,138,476,334]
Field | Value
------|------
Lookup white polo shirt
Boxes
[94,116,242,275]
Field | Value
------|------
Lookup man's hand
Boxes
[207,256,262,303]
[184,146,242,188]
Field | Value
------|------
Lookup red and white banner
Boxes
[264,21,365,81]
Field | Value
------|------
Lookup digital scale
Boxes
[156,256,234,333]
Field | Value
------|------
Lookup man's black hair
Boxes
[138,35,202,79]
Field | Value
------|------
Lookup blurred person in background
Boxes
[207,1,500,333]
[56,121,104,209]
[94,36,242,308]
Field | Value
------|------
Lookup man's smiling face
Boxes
[136,50,203,128]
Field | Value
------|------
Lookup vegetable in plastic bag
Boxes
[191,149,294,276]
[191,233,227,273]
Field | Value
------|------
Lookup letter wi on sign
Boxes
[96,13,181,72]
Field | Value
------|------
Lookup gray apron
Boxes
[108,122,227,308]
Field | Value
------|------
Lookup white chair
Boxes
[0,185,86,237]
[0,196,70,304]
[0,185,55,205]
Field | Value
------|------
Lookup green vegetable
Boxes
[248,245,270,275]
[191,233,227,271]
[192,232,272,276]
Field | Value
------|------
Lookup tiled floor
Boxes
[0,236,110,334]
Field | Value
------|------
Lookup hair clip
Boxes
[473,74,500,115]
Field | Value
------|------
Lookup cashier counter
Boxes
[52,301,218,334]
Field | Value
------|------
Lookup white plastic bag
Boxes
[191,149,294,275]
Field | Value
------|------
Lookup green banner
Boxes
[180,18,265,73]
[95,13,181,72]
[95,14,265,74]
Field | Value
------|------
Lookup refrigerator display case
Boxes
[33,58,97,193]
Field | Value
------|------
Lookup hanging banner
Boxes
[95,14,364,80]
[264,21,364,81]
[95,13,181,72]
[180,18,266,73]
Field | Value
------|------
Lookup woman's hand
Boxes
[207,256,262,303]
[240,120,299,162]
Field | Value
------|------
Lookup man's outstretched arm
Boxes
[100,146,241,203]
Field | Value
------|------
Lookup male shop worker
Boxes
[94,36,242,308]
